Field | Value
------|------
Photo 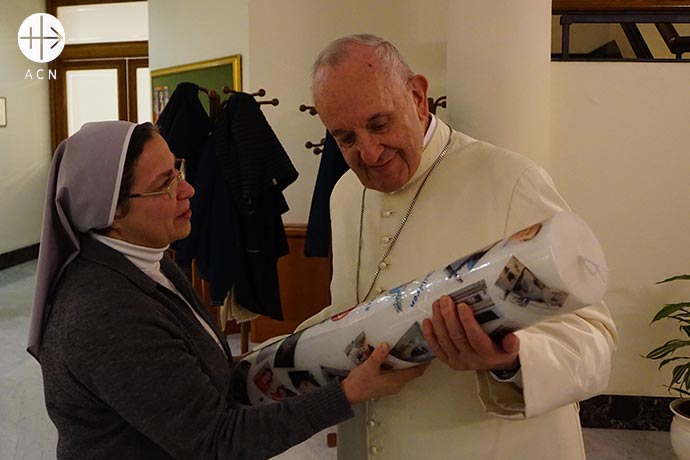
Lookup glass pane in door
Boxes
[136,67,153,123]
[58,2,149,44]
[66,68,119,135]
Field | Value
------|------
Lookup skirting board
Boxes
[0,244,39,271]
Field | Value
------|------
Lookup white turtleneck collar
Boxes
[423,114,437,149]
[90,232,169,277]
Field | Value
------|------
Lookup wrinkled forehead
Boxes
[314,67,404,128]
[316,45,403,99]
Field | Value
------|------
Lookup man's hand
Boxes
[341,342,429,404]
[421,296,520,371]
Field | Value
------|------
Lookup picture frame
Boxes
[150,54,242,122]
[0,97,6,127]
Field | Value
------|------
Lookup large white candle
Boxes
[230,211,607,406]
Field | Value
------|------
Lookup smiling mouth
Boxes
[369,156,396,172]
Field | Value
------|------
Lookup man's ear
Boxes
[409,74,430,122]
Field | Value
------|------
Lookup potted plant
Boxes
[645,274,690,460]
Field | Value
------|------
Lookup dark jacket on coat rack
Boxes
[304,132,349,257]
[155,82,211,185]
[211,92,298,319]
[184,92,297,319]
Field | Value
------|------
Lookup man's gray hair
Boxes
[312,34,414,87]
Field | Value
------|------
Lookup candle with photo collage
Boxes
[229,211,608,406]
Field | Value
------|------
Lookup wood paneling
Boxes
[127,58,149,121]
[47,0,147,17]
[250,225,332,343]
[51,59,127,150]
[60,42,148,60]
[553,0,690,13]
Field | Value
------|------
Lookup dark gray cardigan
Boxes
[39,237,353,459]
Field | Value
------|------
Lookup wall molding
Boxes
[0,244,39,271]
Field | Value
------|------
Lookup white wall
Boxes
[148,0,250,84]
[447,0,551,167]
[247,0,448,224]
[551,62,690,395]
[0,1,52,254]
[448,0,690,396]
[149,0,448,224]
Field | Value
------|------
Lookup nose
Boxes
[178,177,195,199]
[356,132,384,165]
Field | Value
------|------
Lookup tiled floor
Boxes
[0,260,676,460]
[0,260,334,460]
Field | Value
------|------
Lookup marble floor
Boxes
[0,260,334,460]
[0,260,675,460]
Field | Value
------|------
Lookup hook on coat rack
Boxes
[222,87,279,107]
[305,138,325,155]
[199,86,222,121]
[428,95,447,115]
[299,104,318,116]
[300,104,324,154]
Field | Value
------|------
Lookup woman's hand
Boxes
[340,342,429,404]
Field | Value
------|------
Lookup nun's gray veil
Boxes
[28,120,137,360]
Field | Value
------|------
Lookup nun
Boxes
[28,121,425,459]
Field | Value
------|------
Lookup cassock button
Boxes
[382,210,393,217]
[376,287,385,294]
[382,236,391,243]
[378,261,388,269]
[370,446,382,454]
[367,419,379,428]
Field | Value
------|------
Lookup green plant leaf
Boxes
[671,363,690,386]
[667,385,690,397]
[659,356,690,369]
[657,275,690,284]
[651,303,690,323]
[646,339,690,359]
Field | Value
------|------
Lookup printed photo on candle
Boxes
[256,341,278,364]
[274,329,305,368]
[253,363,274,394]
[444,240,500,279]
[270,385,296,401]
[503,222,543,247]
[320,365,350,383]
[390,322,434,363]
[496,256,569,309]
[289,370,322,394]
[331,305,357,321]
[344,331,374,365]
[448,280,503,325]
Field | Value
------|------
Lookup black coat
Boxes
[304,131,349,257]
[188,92,298,318]
[155,82,211,185]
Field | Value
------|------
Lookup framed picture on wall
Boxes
[0,97,6,127]
[150,54,242,122]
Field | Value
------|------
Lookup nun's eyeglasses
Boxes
[128,158,186,200]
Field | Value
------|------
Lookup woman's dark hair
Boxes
[116,122,157,215]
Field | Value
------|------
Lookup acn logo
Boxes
[18,13,65,63]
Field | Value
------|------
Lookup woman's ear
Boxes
[110,209,124,229]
